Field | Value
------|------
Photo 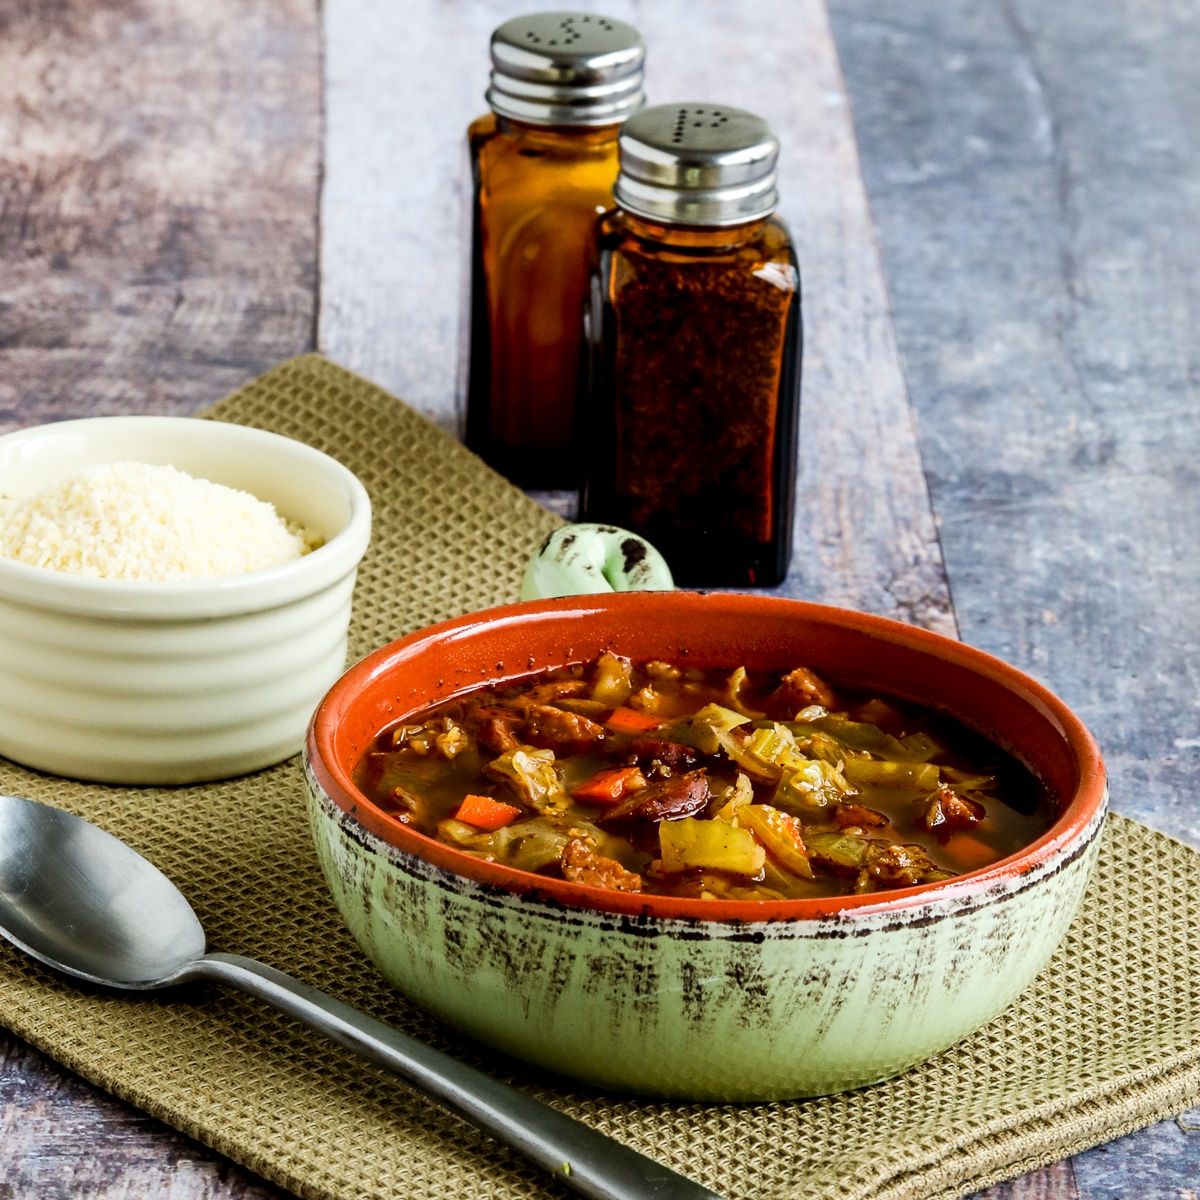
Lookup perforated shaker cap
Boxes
[486,12,645,127]
[614,103,781,226]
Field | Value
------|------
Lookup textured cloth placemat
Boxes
[2,355,1199,1200]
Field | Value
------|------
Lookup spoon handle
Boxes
[190,952,724,1200]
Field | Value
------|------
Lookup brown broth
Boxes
[353,658,1055,901]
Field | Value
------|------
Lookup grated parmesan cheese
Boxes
[0,461,324,581]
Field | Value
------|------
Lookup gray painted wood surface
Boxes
[0,0,1195,1194]
[0,0,314,1194]
[827,0,1200,1191]
[827,0,1200,845]
[0,0,319,432]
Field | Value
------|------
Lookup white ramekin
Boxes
[0,416,371,784]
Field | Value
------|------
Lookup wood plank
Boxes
[0,1034,289,1199]
[320,0,954,633]
[0,0,321,1193]
[0,0,320,432]
[824,0,1200,832]
[826,0,1200,1193]
[973,1157,1080,1199]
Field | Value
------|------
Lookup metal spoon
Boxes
[0,794,723,1200]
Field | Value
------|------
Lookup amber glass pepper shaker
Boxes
[463,12,645,488]
[580,104,802,587]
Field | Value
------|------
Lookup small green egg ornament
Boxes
[520,524,674,601]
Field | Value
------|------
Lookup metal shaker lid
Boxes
[486,12,645,128]
[614,104,780,226]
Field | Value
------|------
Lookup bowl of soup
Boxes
[304,592,1106,1101]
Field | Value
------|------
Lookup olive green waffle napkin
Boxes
[2,355,1199,1200]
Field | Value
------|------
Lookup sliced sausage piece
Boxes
[765,666,838,718]
[514,680,591,707]
[467,705,524,754]
[560,838,643,893]
[597,769,709,825]
[865,843,942,888]
[830,802,890,829]
[622,738,699,773]
[915,786,985,834]
[520,704,607,755]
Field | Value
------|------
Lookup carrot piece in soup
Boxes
[454,794,522,831]
[572,765,647,804]
[605,707,667,733]
[943,832,997,870]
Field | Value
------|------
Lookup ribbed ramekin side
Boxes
[0,572,358,785]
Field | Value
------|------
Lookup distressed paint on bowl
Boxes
[305,593,1107,1101]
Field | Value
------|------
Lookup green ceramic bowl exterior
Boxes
[307,771,1104,1100]
[304,593,1109,1101]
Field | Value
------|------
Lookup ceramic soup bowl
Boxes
[304,592,1106,1101]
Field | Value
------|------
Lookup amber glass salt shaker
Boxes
[463,12,644,488]
[580,104,802,586]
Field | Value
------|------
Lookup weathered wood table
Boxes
[2,0,1198,1195]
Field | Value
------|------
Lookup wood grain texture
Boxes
[827,0,1200,1193]
[825,0,1200,843]
[320,0,955,633]
[0,0,321,1194]
[0,0,320,431]
[0,1034,289,1198]
[1069,1105,1200,1197]
[11,0,1186,1192]
[975,1159,1079,1200]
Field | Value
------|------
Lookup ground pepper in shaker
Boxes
[463,12,645,488]
[580,104,802,587]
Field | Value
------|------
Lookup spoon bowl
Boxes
[0,797,204,985]
[0,794,721,1200]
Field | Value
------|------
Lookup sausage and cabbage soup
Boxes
[354,654,1055,901]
